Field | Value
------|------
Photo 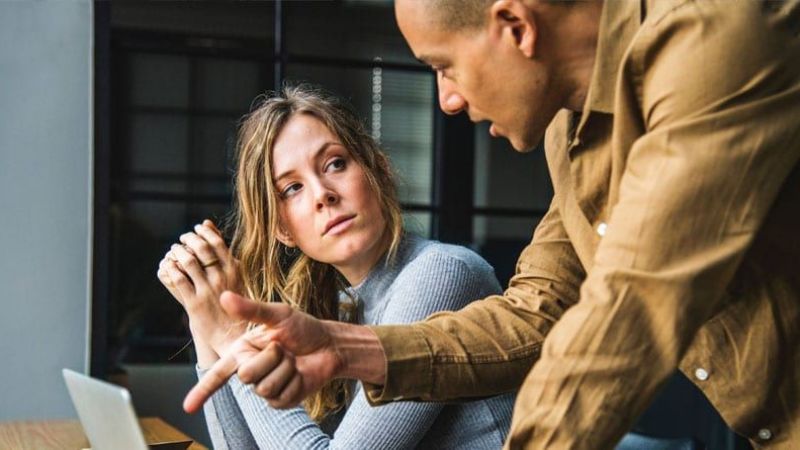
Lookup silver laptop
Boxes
[63,368,150,450]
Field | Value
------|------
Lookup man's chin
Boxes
[488,125,543,152]
[508,135,541,153]
[514,125,549,153]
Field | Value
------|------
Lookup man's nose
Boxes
[437,76,466,115]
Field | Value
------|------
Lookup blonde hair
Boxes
[229,84,403,421]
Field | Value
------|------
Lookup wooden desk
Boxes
[0,417,207,450]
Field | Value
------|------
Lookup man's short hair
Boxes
[428,0,494,30]
[428,0,574,31]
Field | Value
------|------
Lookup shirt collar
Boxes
[581,0,642,116]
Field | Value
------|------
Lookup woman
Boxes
[157,85,515,449]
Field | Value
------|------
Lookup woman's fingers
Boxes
[170,243,211,292]
[195,221,245,293]
[179,232,220,270]
[203,219,222,235]
[157,259,173,287]
[164,258,195,300]
[194,221,229,262]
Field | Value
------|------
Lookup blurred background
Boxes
[100,0,550,370]
[101,2,550,443]
[1,1,549,445]
[0,1,748,448]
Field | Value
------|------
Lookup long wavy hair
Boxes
[229,85,404,422]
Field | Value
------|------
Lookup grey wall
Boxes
[0,0,93,420]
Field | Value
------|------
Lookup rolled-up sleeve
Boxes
[366,198,585,404]
[505,3,800,449]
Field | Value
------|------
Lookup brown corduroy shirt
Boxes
[366,0,800,448]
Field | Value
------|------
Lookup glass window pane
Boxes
[125,200,231,239]
[128,176,189,196]
[192,116,239,175]
[285,63,434,204]
[112,2,274,41]
[129,113,188,173]
[196,58,267,112]
[109,200,233,364]
[129,53,190,108]
[128,175,231,200]
[285,64,372,111]
[473,215,540,244]
[380,70,434,205]
[285,1,419,65]
[403,211,432,238]
[472,215,542,287]
[127,200,188,239]
[473,122,553,210]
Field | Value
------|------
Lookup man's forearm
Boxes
[325,320,387,385]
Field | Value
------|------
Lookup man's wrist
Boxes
[325,321,386,385]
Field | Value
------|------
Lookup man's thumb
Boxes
[220,291,287,326]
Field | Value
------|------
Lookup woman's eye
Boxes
[281,183,302,198]
[326,157,347,172]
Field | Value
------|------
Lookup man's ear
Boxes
[488,0,537,59]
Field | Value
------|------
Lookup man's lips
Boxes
[466,113,500,137]
[323,214,356,235]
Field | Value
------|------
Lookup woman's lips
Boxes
[324,215,356,236]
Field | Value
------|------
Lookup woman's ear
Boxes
[275,225,296,248]
[489,0,537,59]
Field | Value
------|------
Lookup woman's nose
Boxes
[316,188,339,210]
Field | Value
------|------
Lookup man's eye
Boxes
[436,68,453,81]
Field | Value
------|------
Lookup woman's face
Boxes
[271,113,388,283]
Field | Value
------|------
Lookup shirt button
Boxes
[596,222,608,237]
[694,368,709,381]
[758,428,772,440]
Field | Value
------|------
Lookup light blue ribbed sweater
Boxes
[199,234,516,449]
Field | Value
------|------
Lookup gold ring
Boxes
[201,259,220,268]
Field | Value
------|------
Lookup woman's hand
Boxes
[156,220,247,365]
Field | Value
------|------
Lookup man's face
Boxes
[395,0,558,152]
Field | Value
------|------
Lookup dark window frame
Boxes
[92,0,545,375]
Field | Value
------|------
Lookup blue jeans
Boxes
[617,433,698,450]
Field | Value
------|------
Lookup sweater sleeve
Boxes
[196,365,258,450]
[226,249,502,449]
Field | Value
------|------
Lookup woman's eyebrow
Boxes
[273,141,342,183]
[312,141,344,162]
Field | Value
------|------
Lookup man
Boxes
[186,0,800,448]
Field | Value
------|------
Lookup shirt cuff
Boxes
[363,324,433,405]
